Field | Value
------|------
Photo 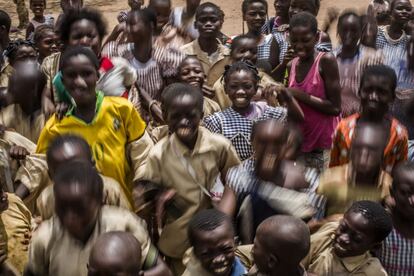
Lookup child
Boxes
[262,0,291,34]
[319,122,393,216]
[181,2,230,87]
[88,231,145,276]
[287,12,341,171]
[302,200,392,275]
[241,0,278,69]
[330,65,408,174]
[136,83,240,275]
[26,0,55,40]
[26,161,171,275]
[204,61,302,161]
[33,25,58,63]
[249,215,310,276]
[36,46,148,206]
[377,162,414,275]
[1,40,38,87]
[55,0,83,32]
[183,209,247,276]
[170,0,201,40]
[371,0,391,25]
[364,0,414,138]
[118,0,143,23]
[0,60,45,143]
[0,10,11,70]
[334,11,383,117]
[213,35,283,109]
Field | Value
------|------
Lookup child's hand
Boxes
[282,48,296,66]
[202,84,216,99]
[42,98,56,118]
[150,102,164,125]
[277,88,294,105]
[155,189,176,229]
[262,85,279,106]
[9,146,29,160]
[55,102,69,121]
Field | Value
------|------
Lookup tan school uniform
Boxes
[317,164,392,216]
[302,221,388,276]
[137,126,240,259]
[0,63,14,88]
[27,206,152,276]
[181,39,231,86]
[40,52,60,103]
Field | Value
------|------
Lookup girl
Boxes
[334,11,383,117]
[365,0,414,138]
[262,0,291,34]
[37,46,147,205]
[204,61,302,161]
[33,25,58,63]
[26,0,54,39]
[241,0,278,69]
[104,8,185,124]
[287,12,341,171]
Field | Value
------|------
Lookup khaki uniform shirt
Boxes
[213,71,282,109]
[0,104,45,143]
[37,174,132,220]
[302,221,388,276]
[0,63,13,88]
[27,206,151,276]
[317,164,392,216]
[181,39,231,86]
[41,52,60,103]
[138,127,240,258]
[2,193,32,274]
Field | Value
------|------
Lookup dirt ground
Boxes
[0,0,375,46]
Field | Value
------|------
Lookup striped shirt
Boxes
[378,228,414,276]
[203,102,287,161]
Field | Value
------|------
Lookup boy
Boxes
[15,134,131,217]
[319,122,392,216]
[330,64,408,173]
[87,231,144,276]
[181,2,230,86]
[182,209,247,276]
[26,161,171,275]
[248,215,310,276]
[0,60,46,143]
[377,162,414,275]
[136,83,240,274]
[302,200,392,275]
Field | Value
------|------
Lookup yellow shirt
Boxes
[138,127,240,258]
[2,193,32,274]
[27,206,151,276]
[317,164,392,216]
[0,104,45,143]
[36,95,147,204]
[181,39,231,86]
[302,221,388,276]
[37,174,132,220]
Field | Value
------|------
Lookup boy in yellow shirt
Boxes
[137,83,240,275]
[36,46,150,205]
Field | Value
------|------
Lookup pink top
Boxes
[289,52,338,152]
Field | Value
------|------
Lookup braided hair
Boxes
[4,39,36,63]
[223,60,261,88]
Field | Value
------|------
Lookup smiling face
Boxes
[231,37,258,64]
[391,0,412,25]
[225,69,257,110]
[68,19,102,57]
[289,25,317,59]
[193,223,235,276]
[333,211,377,258]
[178,57,206,89]
[30,0,45,17]
[62,54,98,108]
[195,6,223,39]
[243,2,267,33]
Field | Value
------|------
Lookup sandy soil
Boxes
[0,0,378,46]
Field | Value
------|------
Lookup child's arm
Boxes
[289,53,341,116]
[143,256,173,276]
[217,186,237,217]
[361,4,378,48]
[25,23,34,40]
[102,22,126,48]
[268,36,279,71]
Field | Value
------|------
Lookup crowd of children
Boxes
[0,0,413,275]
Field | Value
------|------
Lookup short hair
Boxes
[33,25,55,44]
[195,2,225,21]
[58,7,107,44]
[390,0,412,11]
[347,200,393,242]
[4,39,36,61]
[188,209,234,246]
[392,161,414,189]
[46,134,92,165]
[289,12,318,34]
[53,160,103,202]
[337,10,362,31]
[60,46,100,71]
[177,56,205,74]
[360,65,397,95]
[0,10,11,32]
[230,34,256,53]
[29,0,46,5]
[128,7,157,29]
[161,82,204,114]
[223,60,260,87]
[242,0,268,15]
